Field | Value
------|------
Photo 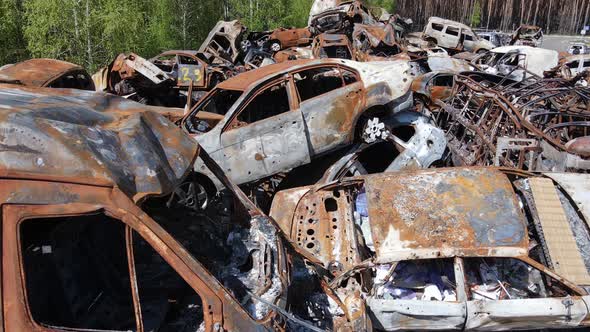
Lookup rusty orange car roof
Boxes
[0,58,86,87]
[217,59,338,91]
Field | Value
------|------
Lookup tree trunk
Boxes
[85,0,92,70]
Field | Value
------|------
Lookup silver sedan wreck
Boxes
[180,58,441,192]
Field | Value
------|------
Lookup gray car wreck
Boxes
[179,58,440,194]
[271,167,590,331]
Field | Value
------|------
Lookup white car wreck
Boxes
[474,45,559,81]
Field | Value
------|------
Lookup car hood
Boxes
[0,84,198,202]
[363,168,529,262]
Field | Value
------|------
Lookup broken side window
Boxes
[462,33,474,41]
[294,67,344,102]
[197,88,243,117]
[446,26,460,37]
[21,214,136,331]
[237,81,291,124]
[47,71,95,91]
[567,61,581,69]
[179,56,199,65]
[340,67,358,85]
[375,259,457,301]
[20,213,206,332]
[463,258,574,300]
[431,23,444,32]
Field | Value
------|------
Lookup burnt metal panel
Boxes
[0,84,198,202]
[364,168,528,262]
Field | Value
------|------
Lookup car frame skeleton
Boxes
[419,72,590,171]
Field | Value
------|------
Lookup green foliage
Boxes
[226,0,291,30]
[0,0,28,64]
[367,0,396,15]
[284,0,315,28]
[1,0,399,71]
[22,0,80,62]
[471,0,482,27]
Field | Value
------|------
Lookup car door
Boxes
[295,65,364,156]
[217,76,310,184]
[442,25,462,49]
[2,202,223,332]
[367,258,467,331]
[462,30,476,52]
[463,257,589,330]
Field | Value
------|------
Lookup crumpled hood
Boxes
[0,84,198,202]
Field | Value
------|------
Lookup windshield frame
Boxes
[183,87,244,133]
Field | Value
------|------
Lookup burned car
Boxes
[474,30,508,48]
[546,54,590,81]
[510,24,544,47]
[199,20,247,65]
[473,46,559,81]
[0,84,289,331]
[308,0,379,35]
[421,17,495,53]
[569,42,590,55]
[180,58,418,191]
[267,27,313,52]
[312,33,355,60]
[352,23,404,62]
[423,72,590,172]
[94,51,242,108]
[271,167,590,330]
[0,58,95,90]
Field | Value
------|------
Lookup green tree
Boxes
[23,0,83,63]
[0,0,28,64]
[284,0,314,28]
[226,0,290,30]
[367,0,396,14]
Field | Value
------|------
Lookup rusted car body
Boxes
[271,167,590,330]
[198,20,246,65]
[352,23,403,62]
[267,27,313,52]
[180,58,418,189]
[0,58,95,90]
[422,17,495,53]
[308,0,378,35]
[423,73,590,171]
[92,52,175,102]
[510,24,544,47]
[312,33,354,60]
[0,84,288,331]
[547,54,590,81]
[274,47,315,63]
[94,51,243,108]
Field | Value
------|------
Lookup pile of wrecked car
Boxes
[2,0,590,331]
